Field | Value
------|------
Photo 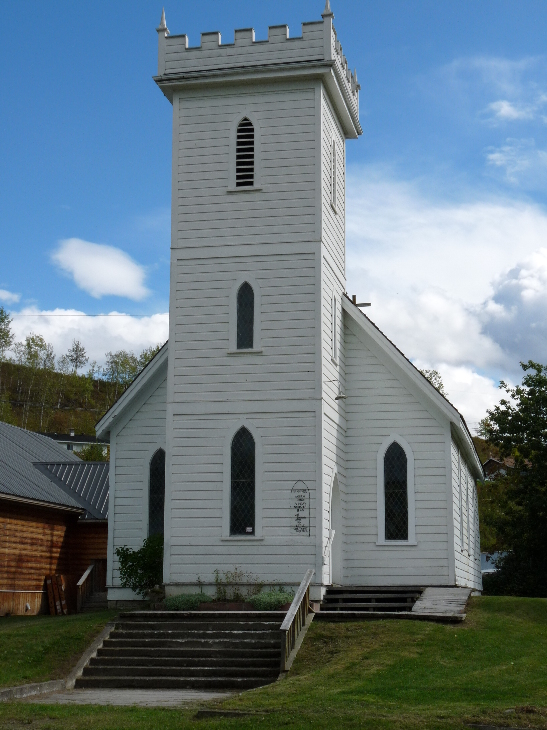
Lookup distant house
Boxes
[0,422,109,615]
[44,430,109,455]
[483,457,515,480]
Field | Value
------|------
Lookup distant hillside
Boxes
[0,345,162,436]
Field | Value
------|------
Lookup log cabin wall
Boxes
[67,521,108,591]
[0,499,107,615]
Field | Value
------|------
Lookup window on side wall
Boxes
[230,427,255,535]
[149,448,165,537]
[237,282,254,350]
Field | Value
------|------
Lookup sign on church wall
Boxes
[291,481,310,536]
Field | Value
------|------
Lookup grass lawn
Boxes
[0,598,546,729]
[0,610,117,688]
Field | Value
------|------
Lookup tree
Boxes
[0,307,14,361]
[419,368,448,397]
[481,361,547,596]
[78,443,109,462]
[138,344,163,369]
[66,339,88,374]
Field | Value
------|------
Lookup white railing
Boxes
[280,568,314,672]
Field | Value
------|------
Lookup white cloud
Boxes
[9,308,168,365]
[487,100,535,121]
[346,167,547,425]
[485,138,547,185]
[51,238,150,300]
[0,289,21,304]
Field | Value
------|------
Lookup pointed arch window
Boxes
[384,442,408,541]
[230,427,255,535]
[149,448,165,537]
[237,282,254,349]
[236,118,255,187]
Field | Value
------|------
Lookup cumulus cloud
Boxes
[0,289,21,304]
[9,308,168,365]
[346,167,547,427]
[51,238,150,300]
[480,248,547,366]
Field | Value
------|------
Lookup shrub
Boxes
[248,589,295,611]
[115,534,164,598]
[163,593,213,611]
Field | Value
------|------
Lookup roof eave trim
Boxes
[0,492,84,514]
[96,342,168,439]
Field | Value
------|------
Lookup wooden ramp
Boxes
[411,587,471,618]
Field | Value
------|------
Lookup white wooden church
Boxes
[97,2,483,605]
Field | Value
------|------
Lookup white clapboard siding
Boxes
[111,376,167,586]
[343,316,452,586]
[451,439,482,590]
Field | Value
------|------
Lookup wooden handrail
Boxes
[76,564,94,612]
[280,568,314,672]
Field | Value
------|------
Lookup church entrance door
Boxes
[331,475,343,585]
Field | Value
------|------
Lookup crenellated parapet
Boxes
[155,3,361,137]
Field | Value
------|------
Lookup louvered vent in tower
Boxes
[236,118,255,187]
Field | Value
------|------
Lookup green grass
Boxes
[0,598,546,729]
[0,610,117,688]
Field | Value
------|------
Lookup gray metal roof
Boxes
[0,421,108,518]
[35,462,109,520]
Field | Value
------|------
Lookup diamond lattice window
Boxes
[384,442,408,541]
[230,427,255,536]
[149,448,165,537]
[237,282,254,350]
[236,118,254,187]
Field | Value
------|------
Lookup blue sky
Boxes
[2,1,547,428]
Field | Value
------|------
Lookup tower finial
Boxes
[322,0,334,19]
[157,8,169,34]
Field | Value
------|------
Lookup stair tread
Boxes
[324,593,420,600]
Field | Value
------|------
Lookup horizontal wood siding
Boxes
[0,500,106,614]
[451,440,482,590]
[111,377,167,587]
[169,411,316,585]
[175,84,317,248]
[344,316,450,585]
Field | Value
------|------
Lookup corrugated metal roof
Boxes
[35,462,109,520]
[0,422,109,518]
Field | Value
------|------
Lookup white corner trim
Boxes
[229,275,262,352]
[222,420,263,539]
[228,110,262,190]
[376,433,416,545]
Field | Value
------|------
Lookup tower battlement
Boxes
[155,4,361,137]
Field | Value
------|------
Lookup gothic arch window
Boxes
[230,427,255,535]
[236,118,255,187]
[237,282,254,350]
[384,442,408,541]
[377,435,416,545]
[148,448,165,537]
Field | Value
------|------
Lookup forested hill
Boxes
[0,345,162,436]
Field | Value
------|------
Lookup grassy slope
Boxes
[1,598,547,729]
[0,610,117,688]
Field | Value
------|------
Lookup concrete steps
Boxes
[75,610,284,690]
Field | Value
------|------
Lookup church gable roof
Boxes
[341,295,483,479]
[96,342,168,440]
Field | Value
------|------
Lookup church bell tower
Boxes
[154,2,362,597]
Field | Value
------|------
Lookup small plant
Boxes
[213,567,263,602]
[115,534,164,598]
[163,593,213,611]
[248,588,295,611]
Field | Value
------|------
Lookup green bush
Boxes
[162,593,213,611]
[248,589,295,611]
[115,534,164,598]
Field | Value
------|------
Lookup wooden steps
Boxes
[75,611,284,690]
[320,586,422,614]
